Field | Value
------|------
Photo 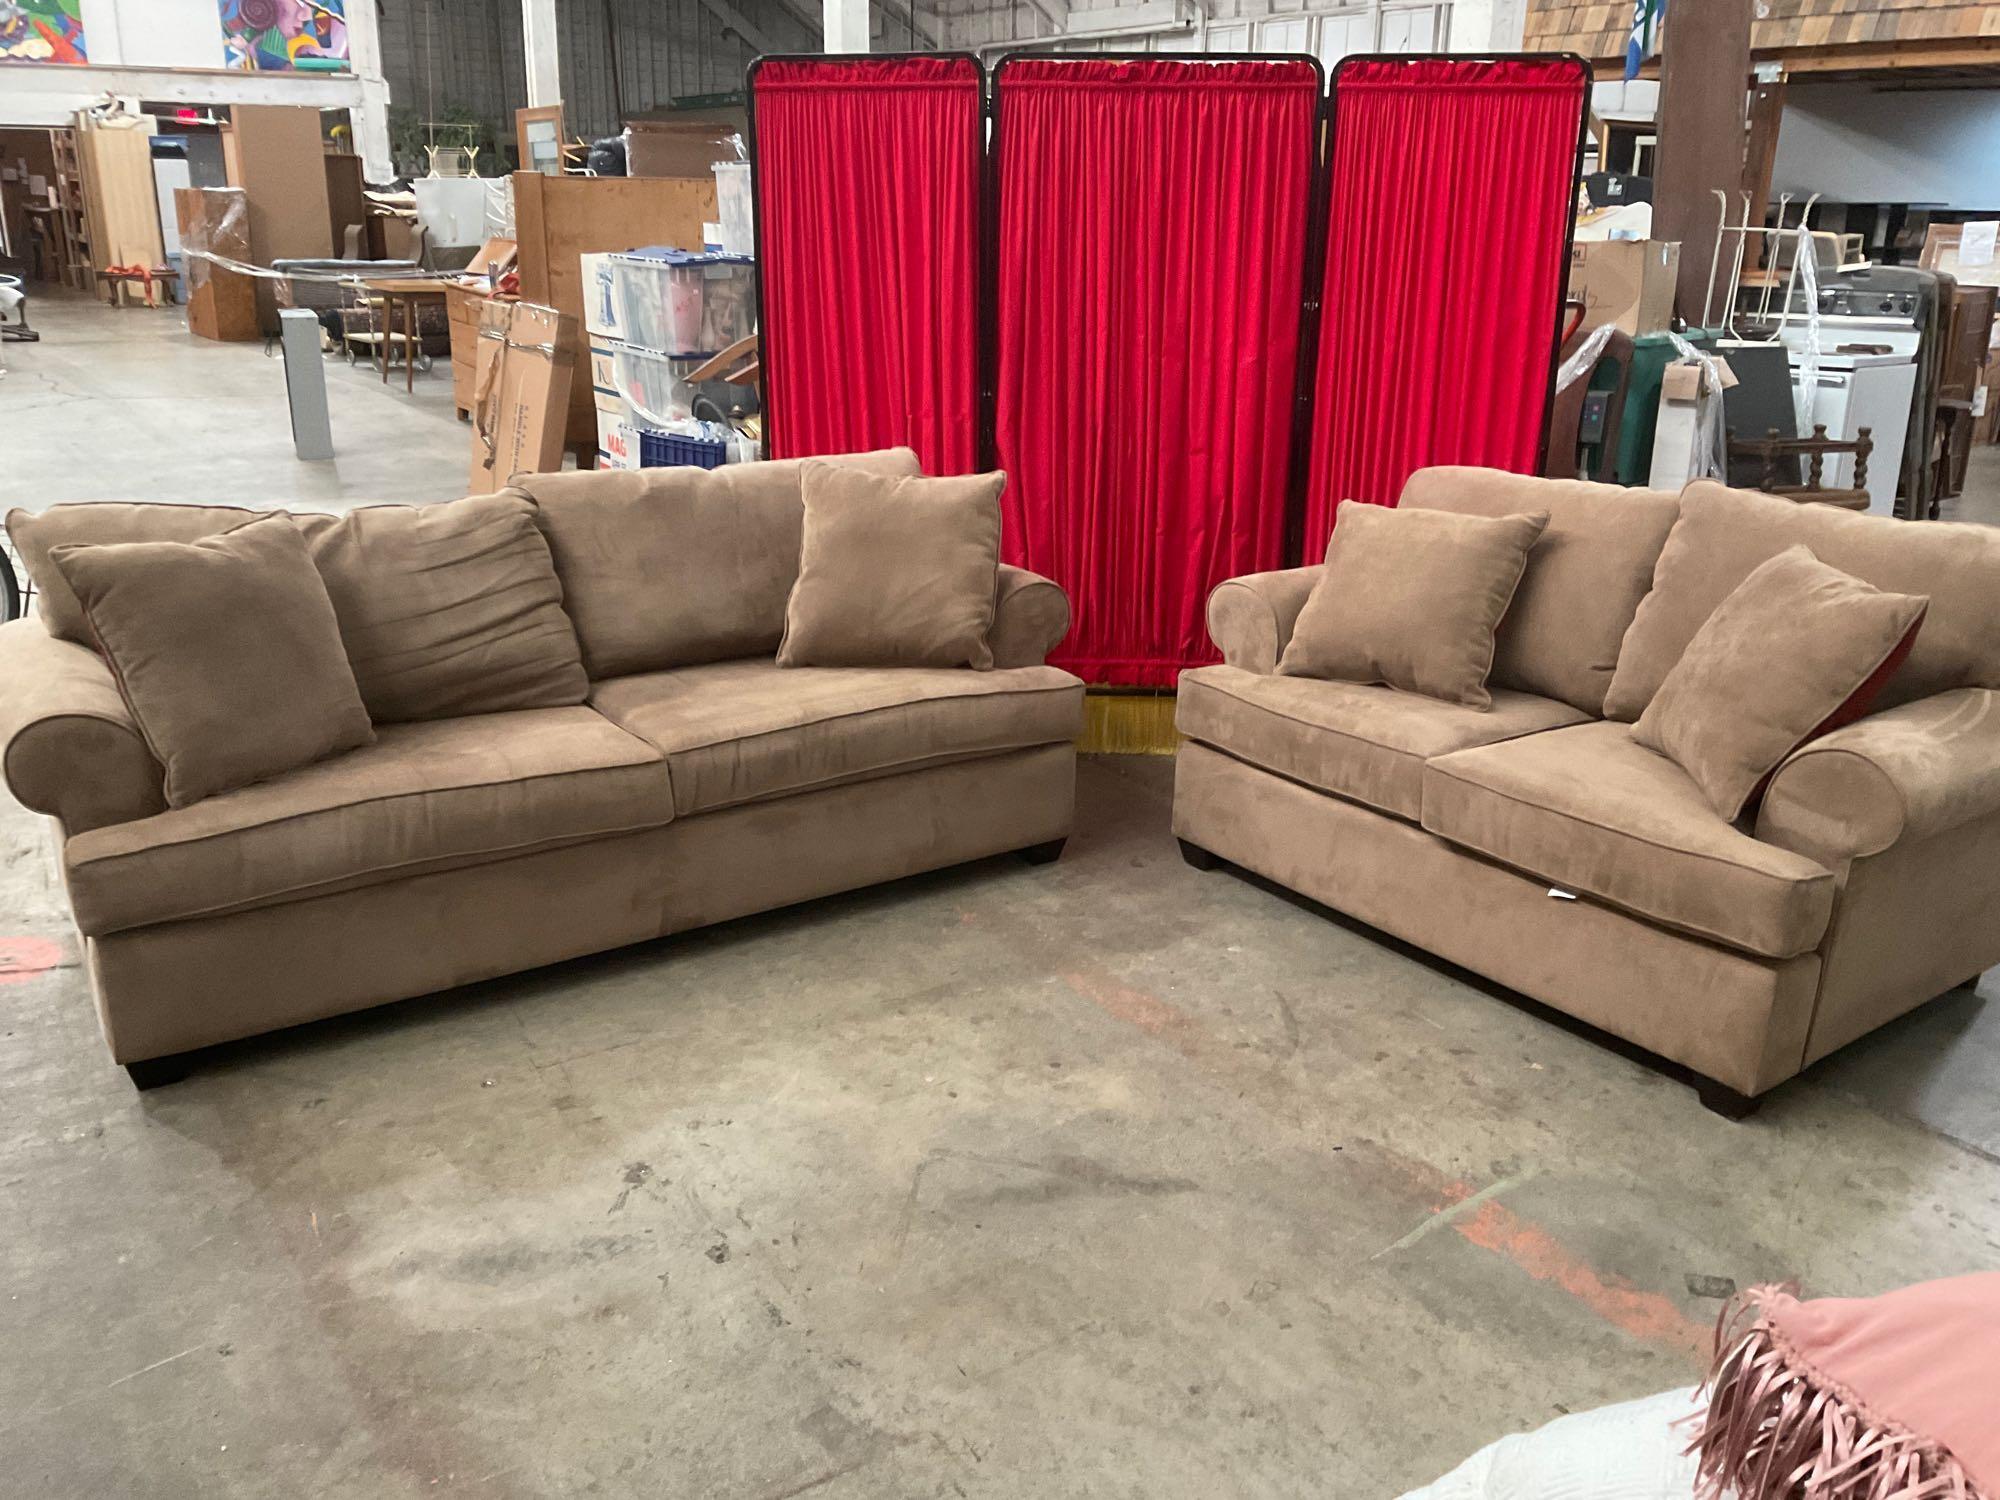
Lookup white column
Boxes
[824,0,870,53]
[1447,0,1527,52]
[524,0,562,108]
[344,0,394,184]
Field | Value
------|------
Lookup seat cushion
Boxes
[1401,466,1682,715]
[1422,720,1836,959]
[64,707,675,937]
[590,658,1083,816]
[1605,479,2000,722]
[1176,665,1587,822]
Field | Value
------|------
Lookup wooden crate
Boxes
[445,281,493,419]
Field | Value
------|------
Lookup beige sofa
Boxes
[1174,468,2000,1114]
[0,459,1084,1086]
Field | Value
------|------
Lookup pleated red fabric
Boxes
[994,57,1321,687]
[753,56,983,475]
[1303,57,1587,550]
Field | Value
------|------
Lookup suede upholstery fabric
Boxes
[1173,742,1822,1095]
[300,493,588,722]
[990,564,1072,668]
[1205,567,1322,675]
[520,448,922,678]
[87,745,1075,1063]
[1280,500,1549,709]
[1175,664,1585,821]
[1756,688,2000,865]
[6,501,269,646]
[1605,481,2000,721]
[1401,466,1681,714]
[1422,720,1836,960]
[0,619,165,833]
[1634,547,1929,821]
[63,706,676,937]
[779,465,1006,670]
[590,658,1083,816]
[49,514,374,808]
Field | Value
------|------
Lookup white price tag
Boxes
[1961,220,1999,268]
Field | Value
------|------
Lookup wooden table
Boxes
[94,265,180,309]
[359,276,460,393]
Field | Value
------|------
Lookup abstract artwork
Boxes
[220,0,349,71]
[0,0,87,62]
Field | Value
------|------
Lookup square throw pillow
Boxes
[1633,545,1927,822]
[302,492,588,722]
[778,463,1005,670]
[1278,500,1550,709]
[48,513,375,808]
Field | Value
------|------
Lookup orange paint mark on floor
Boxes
[1452,1197,1713,1362]
[0,936,63,986]
[1059,968,1202,1059]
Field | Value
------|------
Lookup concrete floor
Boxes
[4,294,2000,1499]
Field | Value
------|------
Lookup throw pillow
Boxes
[48,513,374,808]
[1633,545,1926,821]
[303,492,588,722]
[778,464,1005,670]
[1278,500,1550,709]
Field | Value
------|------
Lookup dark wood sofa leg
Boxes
[125,1054,193,1091]
[1178,838,1223,872]
[1696,1078,1761,1120]
[1019,838,1067,866]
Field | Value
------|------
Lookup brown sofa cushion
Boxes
[62,706,676,937]
[1176,664,1586,822]
[1605,481,2000,722]
[590,657,1082,816]
[1401,467,1681,714]
[300,493,588,722]
[7,501,270,646]
[1279,500,1549,709]
[1422,719,1836,960]
[519,448,922,679]
[1634,547,1928,821]
[779,465,1005,670]
[48,514,374,808]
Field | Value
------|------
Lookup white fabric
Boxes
[1396,1387,1703,1500]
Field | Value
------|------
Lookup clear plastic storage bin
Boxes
[611,342,703,426]
[609,249,756,357]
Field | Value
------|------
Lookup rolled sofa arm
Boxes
[1205,567,1321,675]
[1756,688,2000,865]
[0,619,165,834]
[990,564,1071,668]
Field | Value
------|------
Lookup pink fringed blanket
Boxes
[1689,1275,2000,1500]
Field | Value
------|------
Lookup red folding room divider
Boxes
[1301,56,1589,550]
[749,55,984,475]
[991,57,1322,687]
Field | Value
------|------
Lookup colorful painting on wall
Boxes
[220,0,350,72]
[0,0,87,62]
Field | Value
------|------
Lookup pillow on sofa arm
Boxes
[778,463,1006,670]
[48,513,375,808]
[1634,545,1927,822]
[1278,500,1548,709]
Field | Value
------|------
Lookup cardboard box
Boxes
[1569,240,1680,337]
[597,409,639,469]
[588,338,619,394]
[580,252,621,340]
[468,299,578,492]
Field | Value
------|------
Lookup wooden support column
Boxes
[1741,78,1787,246]
[1651,0,1753,324]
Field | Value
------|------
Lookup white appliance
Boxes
[1778,322,1918,515]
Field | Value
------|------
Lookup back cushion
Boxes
[297,493,588,723]
[519,448,923,679]
[1605,480,2000,721]
[1401,467,1681,715]
[8,502,271,646]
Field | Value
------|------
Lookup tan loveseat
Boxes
[1174,468,2000,1114]
[0,457,1083,1085]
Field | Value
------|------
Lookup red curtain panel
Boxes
[994,57,1321,687]
[752,56,983,475]
[1303,57,1588,550]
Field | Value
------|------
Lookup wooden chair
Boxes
[1726,424,1874,511]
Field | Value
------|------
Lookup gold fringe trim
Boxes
[1077,691,1180,756]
